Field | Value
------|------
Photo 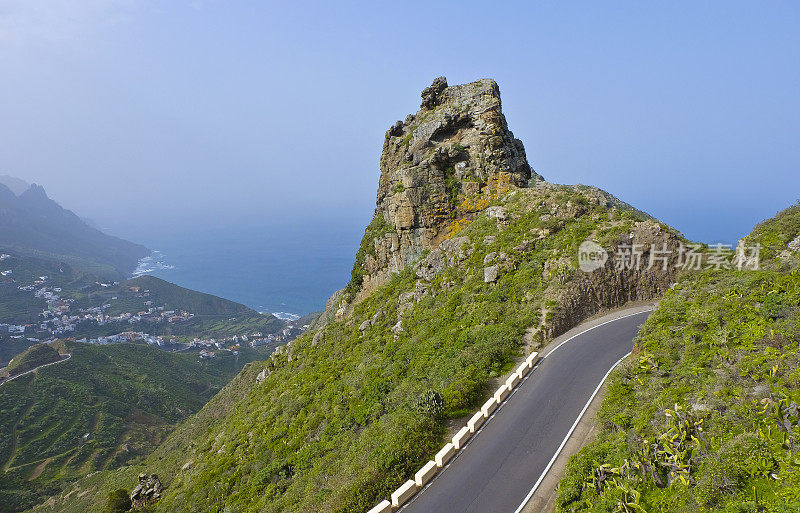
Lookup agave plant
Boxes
[611,479,647,513]
[585,463,622,494]
[656,404,707,485]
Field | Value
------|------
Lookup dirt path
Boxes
[28,457,52,480]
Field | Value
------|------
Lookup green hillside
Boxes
[0,340,271,513]
[556,203,800,512]
[3,344,60,377]
[120,275,257,316]
[30,182,684,513]
[0,252,97,325]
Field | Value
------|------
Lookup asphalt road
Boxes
[401,311,651,513]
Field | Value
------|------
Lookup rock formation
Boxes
[321,77,681,335]
[346,77,544,305]
[130,473,163,509]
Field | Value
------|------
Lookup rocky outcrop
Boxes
[540,219,682,341]
[316,77,681,334]
[789,235,800,253]
[344,77,543,306]
[130,473,163,509]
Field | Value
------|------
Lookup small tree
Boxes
[414,389,444,418]
[104,489,131,513]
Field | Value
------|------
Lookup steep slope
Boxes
[556,203,800,512]
[0,340,260,513]
[119,275,258,317]
[31,78,685,513]
[0,183,148,276]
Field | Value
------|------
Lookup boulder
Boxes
[256,367,271,384]
[130,473,163,509]
[391,321,404,335]
[485,206,508,221]
[789,235,800,253]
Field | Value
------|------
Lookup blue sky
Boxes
[1,1,798,244]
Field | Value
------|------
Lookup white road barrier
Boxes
[506,372,520,389]
[525,351,540,368]
[367,350,544,512]
[515,360,531,379]
[415,460,438,487]
[435,443,455,467]
[494,384,510,402]
[452,426,471,449]
[391,480,418,507]
[367,500,393,513]
[467,411,486,433]
[481,397,498,417]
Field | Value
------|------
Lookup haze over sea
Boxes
[123,217,365,320]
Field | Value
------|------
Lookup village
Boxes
[0,271,299,360]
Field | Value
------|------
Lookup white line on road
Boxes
[542,309,650,361]
[512,351,632,513]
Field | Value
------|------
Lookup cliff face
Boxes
[348,77,544,304]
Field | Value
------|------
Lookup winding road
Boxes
[401,309,651,513]
[0,354,71,387]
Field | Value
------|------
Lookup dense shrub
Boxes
[103,489,131,513]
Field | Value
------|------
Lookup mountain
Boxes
[556,203,800,511]
[31,78,689,513]
[0,182,148,277]
[0,176,29,196]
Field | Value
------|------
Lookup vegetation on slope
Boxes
[0,340,265,513]
[556,204,800,513]
[28,360,269,513]
[117,276,257,317]
[3,344,60,377]
[743,202,800,270]
[32,182,681,513]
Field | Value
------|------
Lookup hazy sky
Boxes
[1,1,798,244]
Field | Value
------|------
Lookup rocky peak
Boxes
[342,77,544,306]
[420,76,448,109]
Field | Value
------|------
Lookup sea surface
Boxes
[126,219,365,319]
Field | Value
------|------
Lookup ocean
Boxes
[127,219,365,320]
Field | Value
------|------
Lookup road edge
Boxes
[518,303,656,513]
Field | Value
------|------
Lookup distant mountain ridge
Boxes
[0,175,29,196]
[0,181,149,277]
